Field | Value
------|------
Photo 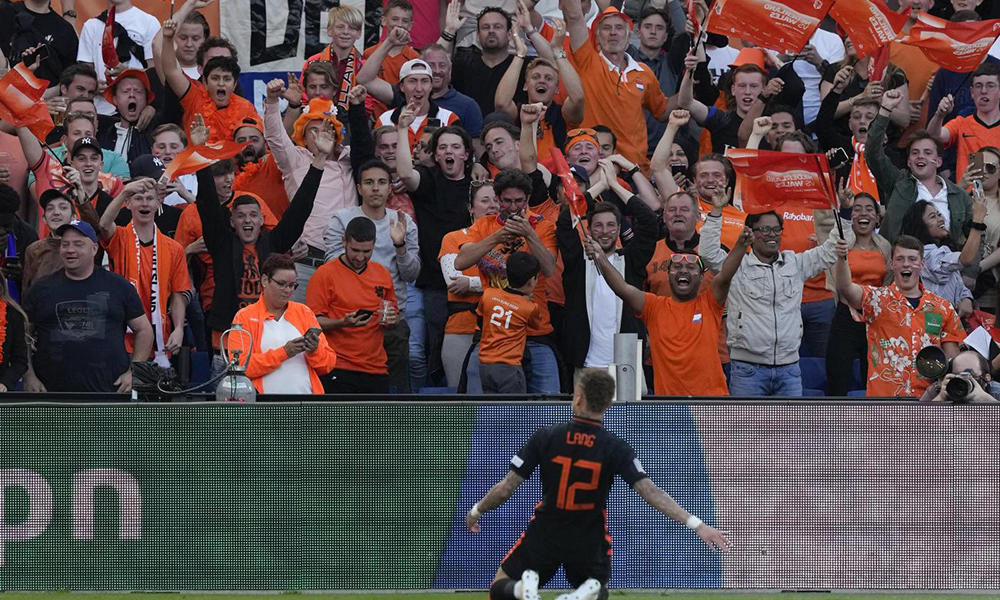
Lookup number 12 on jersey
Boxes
[551,456,602,510]
[490,306,513,329]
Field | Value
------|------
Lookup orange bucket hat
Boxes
[291,98,344,147]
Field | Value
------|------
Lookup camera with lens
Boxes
[915,345,981,403]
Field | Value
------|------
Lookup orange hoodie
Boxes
[231,298,337,394]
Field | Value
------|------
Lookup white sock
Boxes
[514,580,524,600]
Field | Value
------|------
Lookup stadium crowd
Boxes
[2,0,1000,399]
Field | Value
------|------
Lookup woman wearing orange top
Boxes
[438,180,500,387]
[231,255,337,395]
[823,193,892,395]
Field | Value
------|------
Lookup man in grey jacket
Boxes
[324,159,421,392]
[699,188,854,396]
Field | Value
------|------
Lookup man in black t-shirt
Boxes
[466,370,731,600]
[0,0,78,87]
[22,220,152,393]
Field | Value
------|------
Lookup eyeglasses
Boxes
[973,82,999,91]
[986,163,998,174]
[753,226,783,236]
[267,276,299,291]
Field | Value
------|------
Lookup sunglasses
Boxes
[567,128,598,139]
[670,254,702,267]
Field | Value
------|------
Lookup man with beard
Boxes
[587,220,749,396]
[557,160,657,376]
[97,69,160,163]
[699,187,855,397]
[816,70,881,201]
[835,234,964,398]
[871,89,972,243]
[192,125,330,365]
[159,19,259,144]
[445,7,528,120]
[324,159,419,393]
[97,177,192,365]
[455,168,559,393]
[231,116,289,220]
[495,19,585,160]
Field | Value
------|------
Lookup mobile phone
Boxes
[829,147,851,170]
[354,309,375,320]
[971,152,985,175]
[305,327,321,340]
[670,164,688,177]
[3,256,20,269]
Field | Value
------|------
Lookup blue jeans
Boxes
[729,360,803,397]
[800,298,835,358]
[405,284,426,391]
[465,340,559,394]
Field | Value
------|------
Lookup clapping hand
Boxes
[390,212,408,247]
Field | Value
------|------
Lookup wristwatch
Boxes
[63,10,77,17]
[972,222,987,232]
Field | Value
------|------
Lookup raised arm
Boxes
[560,0,589,52]
[518,103,543,173]
[650,109,690,199]
[603,158,659,210]
[262,78,299,174]
[346,86,375,176]
[494,28,528,120]
[465,471,526,532]
[394,100,422,191]
[745,116,772,151]
[154,0,214,84]
[99,179,154,241]
[678,52,709,124]
[549,20,585,125]
[158,20,192,100]
[698,187,730,271]
[15,126,44,172]
[585,235,646,314]
[712,226,751,305]
[833,239,863,310]
[436,0,465,54]
[356,28,408,105]
[926,93,954,145]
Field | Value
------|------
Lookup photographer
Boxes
[920,350,1000,403]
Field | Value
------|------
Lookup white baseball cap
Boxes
[399,59,432,82]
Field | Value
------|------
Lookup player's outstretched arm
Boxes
[634,478,733,551]
[466,472,526,533]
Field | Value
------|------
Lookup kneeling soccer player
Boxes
[466,370,732,600]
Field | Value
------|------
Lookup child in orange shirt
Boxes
[478,252,543,394]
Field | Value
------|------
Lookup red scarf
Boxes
[0,301,8,364]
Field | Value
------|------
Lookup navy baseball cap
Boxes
[129,154,166,179]
[56,219,98,243]
[70,137,103,159]
[39,188,74,209]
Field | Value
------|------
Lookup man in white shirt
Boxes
[77,0,160,115]
[791,28,845,126]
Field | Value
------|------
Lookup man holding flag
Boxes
[698,162,855,397]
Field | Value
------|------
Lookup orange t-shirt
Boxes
[305,256,397,375]
[477,287,542,366]
[439,227,482,335]
[179,82,261,144]
[237,245,261,311]
[848,248,887,289]
[463,211,558,336]
[696,200,746,252]
[233,155,290,219]
[640,288,728,396]
[362,43,420,85]
[779,210,832,304]
[861,284,964,397]
[569,39,667,171]
[943,114,1000,181]
[103,225,192,353]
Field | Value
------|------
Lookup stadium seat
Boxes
[189,351,211,388]
[799,357,827,394]
[847,390,867,397]
[851,359,863,390]
[801,388,825,397]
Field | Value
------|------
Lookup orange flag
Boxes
[726,149,837,214]
[829,0,909,58]
[705,0,834,54]
[0,63,54,142]
[549,148,588,218]
[901,19,1000,73]
[164,141,249,181]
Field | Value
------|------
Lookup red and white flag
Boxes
[829,0,909,57]
[0,63,53,142]
[687,0,701,43]
[705,0,834,54]
[901,18,1000,73]
[164,141,249,181]
[726,148,837,214]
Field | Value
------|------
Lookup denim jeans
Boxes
[800,298,836,358]
[465,340,559,394]
[405,284,426,391]
[728,360,803,397]
[291,262,317,304]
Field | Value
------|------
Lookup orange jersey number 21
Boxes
[551,456,602,510]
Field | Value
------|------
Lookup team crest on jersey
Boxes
[635,79,644,91]
[374,285,386,298]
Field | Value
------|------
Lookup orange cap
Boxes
[589,7,634,48]
[102,68,155,105]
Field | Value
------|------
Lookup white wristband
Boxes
[685,515,703,530]
[469,503,482,519]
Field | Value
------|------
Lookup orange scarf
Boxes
[849,138,880,201]
[0,301,7,364]
[320,45,358,113]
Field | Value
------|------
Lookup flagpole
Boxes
[170,0,175,18]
